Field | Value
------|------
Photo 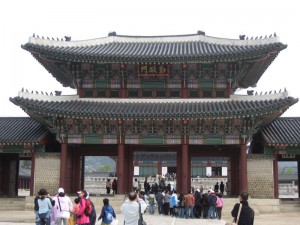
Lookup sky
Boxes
[0,0,300,117]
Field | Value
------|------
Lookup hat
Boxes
[38,188,48,196]
[209,189,215,193]
[58,188,64,193]
[196,189,200,192]
[77,190,87,197]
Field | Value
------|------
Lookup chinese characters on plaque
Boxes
[139,64,169,76]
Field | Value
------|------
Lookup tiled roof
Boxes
[22,33,286,63]
[261,118,300,146]
[0,117,48,145]
[10,92,298,120]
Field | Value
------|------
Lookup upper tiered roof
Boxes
[22,32,286,63]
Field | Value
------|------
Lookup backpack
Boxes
[103,206,113,224]
[156,193,163,202]
[149,196,155,204]
[84,199,93,216]
[171,195,177,207]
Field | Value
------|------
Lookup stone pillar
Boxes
[273,151,279,198]
[60,143,68,188]
[30,151,36,196]
[117,144,125,194]
[240,144,247,192]
[181,144,189,194]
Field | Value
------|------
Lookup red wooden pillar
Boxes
[181,144,189,194]
[30,151,36,196]
[273,150,279,198]
[239,144,247,192]
[127,148,134,192]
[60,143,68,188]
[157,161,162,176]
[117,144,125,194]
[176,148,182,192]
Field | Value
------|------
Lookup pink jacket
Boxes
[76,198,90,225]
[216,197,224,208]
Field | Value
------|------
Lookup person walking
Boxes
[230,192,255,225]
[184,192,195,219]
[86,192,97,225]
[220,181,225,195]
[163,190,171,215]
[214,182,219,193]
[37,188,52,225]
[106,179,112,194]
[98,198,116,225]
[52,188,73,225]
[133,178,138,192]
[121,192,147,225]
[155,190,164,215]
[148,191,156,215]
[216,193,224,220]
[208,189,217,219]
[76,190,90,225]
[112,179,117,194]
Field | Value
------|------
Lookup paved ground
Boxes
[0,211,300,225]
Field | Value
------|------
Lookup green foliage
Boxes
[284,168,295,174]
[98,164,113,172]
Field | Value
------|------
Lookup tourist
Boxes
[37,188,52,225]
[98,198,116,225]
[208,189,218,219]
[216,193,224,220]
[231,192,254,225]
[200,185,204,195]
[155,190,164,215]
[76,190,90,225]
[121,191,147,225]
[34,194,40,225]
[112,179,117,194]
[214,182,219,193]
[184,192,195,219]
[52,187,73,225]
[138,181,142,193]
[152,183,159,194]
[202,193,209,219]
[194,189,202,218]
[177,193,185,218]
[72,198,80,223]
[148,191,156,215]
[144,179,150,194]
[163,190,171,215]
[170,190,178,217]
[106,179,112,194]
[86,192,97,225]
[220,181,225,195]
[133,178,138,193]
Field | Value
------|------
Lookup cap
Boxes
[58,188,64,193]
[196,189,200,192]
[209,189,215,193]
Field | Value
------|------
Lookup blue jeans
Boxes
[39,212,50,225]
[179,208,185,218]
[149,204,155,215]
[185,205,194,219]
[208,206,217,218]
[157,202,163,214]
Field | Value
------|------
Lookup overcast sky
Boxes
[1,0,299,117]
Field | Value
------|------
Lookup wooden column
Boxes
[273,150,279,198]
[60,143,68,188]
[239,144,248,193]
[117,144,125,194]
[30,151,36,196]
[181,144,189,194]
[176,148,182,192]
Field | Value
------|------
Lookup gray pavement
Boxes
[0,211,300,225]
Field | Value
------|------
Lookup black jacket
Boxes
[231,201,254,225]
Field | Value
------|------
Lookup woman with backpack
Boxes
[98,198,116,225]
[76,190,90,225]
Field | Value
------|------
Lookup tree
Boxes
[98,164,113,172]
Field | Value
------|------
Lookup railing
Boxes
[18,177,30,190]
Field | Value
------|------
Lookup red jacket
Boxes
[76,198,90,225]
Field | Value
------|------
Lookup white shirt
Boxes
[121,198,147,225]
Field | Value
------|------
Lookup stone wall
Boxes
[247,154,274,198]
[34,153,60,195]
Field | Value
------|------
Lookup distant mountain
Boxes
[85,156,116,173]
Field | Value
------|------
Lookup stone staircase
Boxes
[0,197,25,211]
[279,199,300,213]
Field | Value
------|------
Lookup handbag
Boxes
[225,203,242,225]
[138,202,147,225]
[58,197,70,219]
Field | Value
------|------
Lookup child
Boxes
[98,198,116,225]
[72,197,80,224]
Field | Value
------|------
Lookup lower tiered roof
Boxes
[10,91,298,120]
